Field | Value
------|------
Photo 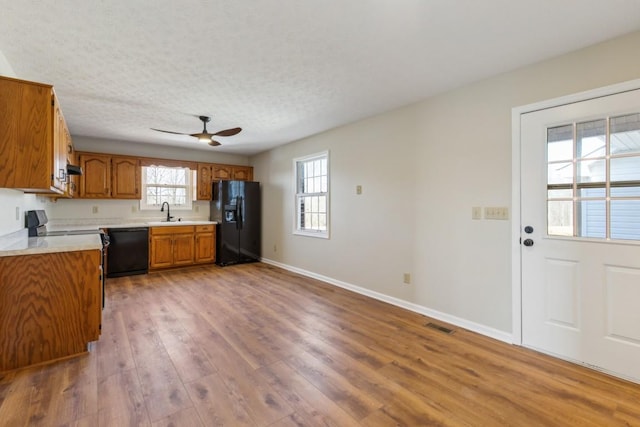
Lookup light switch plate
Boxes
[484,206,509,220]
[472,207,482,220]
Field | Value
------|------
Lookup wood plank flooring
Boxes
[1,262,639,426]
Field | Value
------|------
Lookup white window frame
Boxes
[293,151,330,238]
[139,165,194,211]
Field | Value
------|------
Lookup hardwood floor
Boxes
[1,262,639,426]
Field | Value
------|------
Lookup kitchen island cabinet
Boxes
[0,248,102,372]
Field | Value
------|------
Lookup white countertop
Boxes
[0,229,102,258]
[106,220,216,228]
[0,219,217,257]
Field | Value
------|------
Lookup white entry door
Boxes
[521,88,640,382]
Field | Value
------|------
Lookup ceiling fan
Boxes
[152,115,242,146]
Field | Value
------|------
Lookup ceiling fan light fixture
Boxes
[151,115,241,148]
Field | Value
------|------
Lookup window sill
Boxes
[293,230,329,239]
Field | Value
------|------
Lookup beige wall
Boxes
[251,31,640,335]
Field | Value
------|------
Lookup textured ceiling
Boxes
[1,1,640,156]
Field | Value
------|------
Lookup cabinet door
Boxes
[173,233,195,265]
[66,134,78,198]
[112,156,141,199]
[79,154,111,198]
[213,164,233,180]
[52,95,68,193]
[232,166,253,181]
[149,234,173,268]
[195,232,215,263]
[197,163,213,200]
[0,77,55,192]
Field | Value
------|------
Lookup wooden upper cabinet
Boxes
[111,156,140,199]
[52,99,67,192]
[212,164,253,182]
[213,164,233,181]
[0,76,66,193]
[196,163,213,201]
[232,166,253,181]
[79,153,111,198]
[197,163,254,200]
[78,153,141,199]
[66,131,78,198]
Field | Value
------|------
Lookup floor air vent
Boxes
[425,322,455,334]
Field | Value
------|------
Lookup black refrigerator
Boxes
[210,180,261,266]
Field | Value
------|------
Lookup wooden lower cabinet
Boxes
[0,249,102,371]
[195,224,216,264]
[150,224,216,269]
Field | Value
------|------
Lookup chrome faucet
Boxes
[160,202,173,222]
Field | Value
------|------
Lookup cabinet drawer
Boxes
[195,224,214,233]
[150,225,195,235]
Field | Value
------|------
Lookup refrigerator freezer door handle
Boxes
[238,196,243,230]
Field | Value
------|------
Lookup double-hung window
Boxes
[139,165,194,210]
[294,151,329,238]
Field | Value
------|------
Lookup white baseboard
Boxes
[260,257,513,344]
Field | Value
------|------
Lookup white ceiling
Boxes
[1,1,640,156]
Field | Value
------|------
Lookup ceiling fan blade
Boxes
[208,140,221,147]
[212,127,242,137]
[151,128,189,136]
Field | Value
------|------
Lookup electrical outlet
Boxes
[273,244,277,252]
[92,206,99,214]
[356,185,362,195]
[195,205,200,212]
[15,207,20,221]
[403,273,411,284]
[131,205,136,213]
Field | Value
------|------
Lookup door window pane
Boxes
[610,200,640,240]
[578,187,605,198]
[577,119,606,158]
[611,113,640,155]
[548,200,573,236]
[548,162,573,184]
[577,159,605,183]
[577,200,606,238]
[547,125,574,162]
[611,186,640,197]
[548,189,572,199]
[611,156,640,182]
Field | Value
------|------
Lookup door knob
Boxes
[524,226,534,234]
[523,239,534,247]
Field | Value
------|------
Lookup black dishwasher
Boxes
[107,227,149,277]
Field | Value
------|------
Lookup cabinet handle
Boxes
[67,144,73,154]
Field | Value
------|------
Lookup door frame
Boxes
[511,78,640,345]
